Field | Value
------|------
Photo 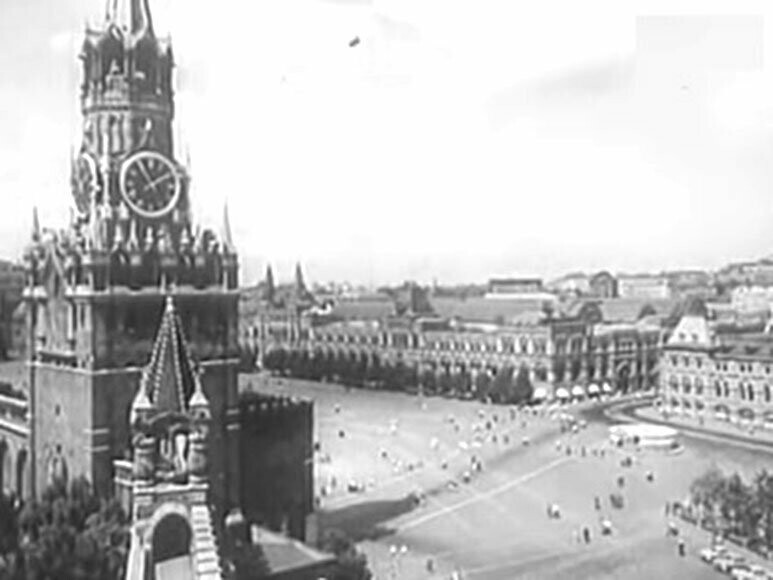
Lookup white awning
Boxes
[571,385,585,397]
[555,388,570,399]
[602,382,613,393]
[588,384,600,394]
[533,387,548,400]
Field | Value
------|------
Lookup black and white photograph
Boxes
[1,0,773,578]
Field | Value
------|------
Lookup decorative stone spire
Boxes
[188,369,210,414]
[31,206,41,243]
[127,219,140,251]
[179,226,191,250]
[129,366,153,426]
[112,221,125,250]
[144,296,196,414]
[221,200,235,254]
[294,262,313,303]
[143,226,155,251]
[105,0,154,39]
[264,264,276,305]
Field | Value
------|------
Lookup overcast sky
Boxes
[1,0,773,286]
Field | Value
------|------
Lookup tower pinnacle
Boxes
[105,0,154,38]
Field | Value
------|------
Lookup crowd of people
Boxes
[315,395,559,509]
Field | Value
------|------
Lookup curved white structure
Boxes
[609,423,679,449]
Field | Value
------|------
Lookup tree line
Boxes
[688,465,773,556]
[262,347,535,405]
[0,478,129,580]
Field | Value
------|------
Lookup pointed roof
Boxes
[264,264,276,304]
[144,296,196,414]
[292,263,315,305]
[295,262,306,290]
[105,0,154,38]
[32,207,41,243]
[221,201,235,254]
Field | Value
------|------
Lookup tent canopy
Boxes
[588,383,600,394]
[571,385,585,397]
[602,383,613,393]
[532,387,548,400]
[555,388,570,399]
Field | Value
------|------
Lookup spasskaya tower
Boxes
[22,0,240,513]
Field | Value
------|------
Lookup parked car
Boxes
[700,545,728,563]
[730,563,753,579]
[715,554,746,574]
[732,564,769,580]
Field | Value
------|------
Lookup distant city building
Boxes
[730,286,773,315]
[486,278,544,297]
[665,270,714,299]
[660,298,773,426]
[547,273,591,296]
[588,271,618,299]
[241,263,318,364]
[617,274,671,299]
[260,293,668,398]
[717,258,773,289]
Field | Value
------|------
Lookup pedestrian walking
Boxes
[678,538,686,557]
[594,496,601,511]
[583,527,591,544]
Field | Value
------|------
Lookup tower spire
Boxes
[264,264,276,305]
[105,0,154,37]
[31,206,41,243]
[221,200,235,254]
[295,262,306,293]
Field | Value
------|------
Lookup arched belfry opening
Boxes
[152,513,192,565]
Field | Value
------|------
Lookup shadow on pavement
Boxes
[318,495,417,541]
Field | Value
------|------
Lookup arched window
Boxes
[765,384,771,403]
[682,376,692,395]
[748,384,755,402]
[695,377,704,396]
[715,381,722,397]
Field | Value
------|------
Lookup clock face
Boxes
[71,153,98,214]
[119,151,181,219]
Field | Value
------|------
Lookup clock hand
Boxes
[143,173,174,193]
[136,160,157,193]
